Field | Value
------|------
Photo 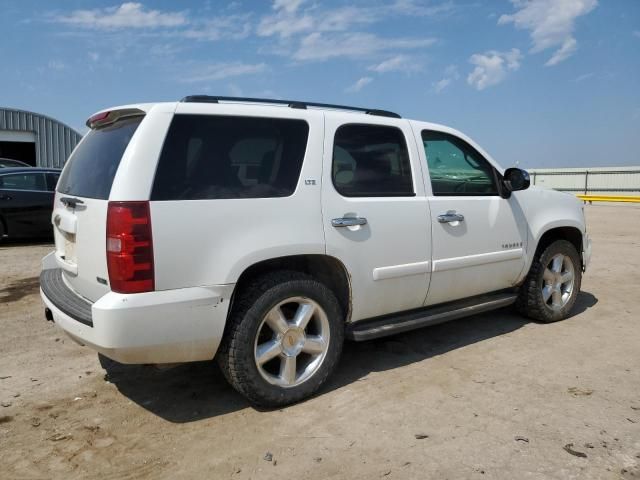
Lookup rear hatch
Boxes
[53,111,144,302]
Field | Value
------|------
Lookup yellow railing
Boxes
[577,194,640,203]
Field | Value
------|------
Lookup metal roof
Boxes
[0,107,83,168]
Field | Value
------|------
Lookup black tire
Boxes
[516,239,582,323]
[217,271,344,407]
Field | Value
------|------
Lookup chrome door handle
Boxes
[332,217,367,227]
[437,212,464,223]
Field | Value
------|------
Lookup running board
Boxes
[346,291,518,341]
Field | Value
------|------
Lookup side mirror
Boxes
[502,168,530,197]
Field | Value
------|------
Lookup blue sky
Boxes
[0,0,638,168]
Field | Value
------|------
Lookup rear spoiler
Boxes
[86,108,145,129]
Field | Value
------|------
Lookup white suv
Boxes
[40,96,592,406]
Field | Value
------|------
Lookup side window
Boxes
[332,124,414,197]
[152,115,309,200]
[0,173,47,191]
[422,130,498,196]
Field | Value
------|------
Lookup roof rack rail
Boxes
[179,95,401,119]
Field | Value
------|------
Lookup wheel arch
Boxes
[228,254,352,323]
[518,217,585,284]
[535,225,583,258]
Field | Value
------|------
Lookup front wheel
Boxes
[517,239,582,323]
[217,271,344,407]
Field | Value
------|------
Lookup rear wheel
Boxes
[517,239,582,323]
[218,271,344,407]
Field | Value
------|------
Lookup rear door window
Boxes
[57,116,142,199]
[151,115,309,200]
[332,124,414,197]
[0,173,47,191]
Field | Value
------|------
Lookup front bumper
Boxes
[40,267,234,364]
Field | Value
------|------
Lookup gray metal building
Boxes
[528,166,640,196]
[0,107,82,168]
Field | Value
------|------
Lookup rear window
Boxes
[151,115,309,200]
[57,116,142,199]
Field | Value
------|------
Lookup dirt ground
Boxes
[1,203,639,480]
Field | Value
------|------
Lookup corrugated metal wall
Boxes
[529,167,640,195]
[0,107,83,168]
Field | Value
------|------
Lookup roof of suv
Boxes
[86,96,503,172]
[87,96,404,125]
[179,95,402,119]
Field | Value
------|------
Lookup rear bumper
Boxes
[40,266,234,364]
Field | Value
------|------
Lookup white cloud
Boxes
[273,0,305,14]
[257,12,314,38]
[467,49,522,90]
[633,30,640,39]
[546,37,576,66]
[293,32,436,61]
[54,2,187,29]
[257,5,376,38]
[183,14,252,41]
[88,51,100,62]
[573,72,594,82]
[48,60,65,70]
[345,77,373,93]
[257,1,447,39]
[433,78,452,93]
[368,55,421,73]
[433,64,459,93]
[148,43,183,58]
[183,62,267,82]
[255,0,444,66]
[226,1,242,11]
[390,0,455,17]
[316,6,379,32]
[498,0,597,66]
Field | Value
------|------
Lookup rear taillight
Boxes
[106,201,154,294]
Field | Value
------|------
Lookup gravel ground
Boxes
[1,203,639,480]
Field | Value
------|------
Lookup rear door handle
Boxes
[0,194,12,200]
[332,217,367,227]
[60,197,84,208]
[437,212,464,223]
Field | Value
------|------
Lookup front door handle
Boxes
[437,212,464,223]
[332,217,367,228]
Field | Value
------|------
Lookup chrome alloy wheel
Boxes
[253,297,330,388]
[542,253,575,311]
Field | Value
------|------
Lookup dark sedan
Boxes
[0,167,61,239]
